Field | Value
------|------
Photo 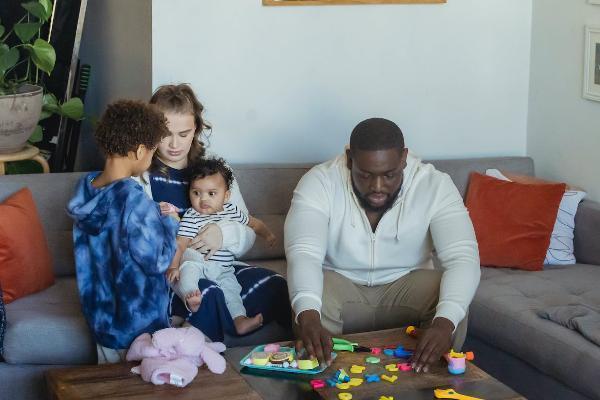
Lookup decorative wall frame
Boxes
[263,0,446,5]
[583,26,600,102]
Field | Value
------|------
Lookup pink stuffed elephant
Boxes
[126,326,226,387]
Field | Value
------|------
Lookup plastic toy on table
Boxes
[332,338,371,352]
[434,388,484,400]
[240,344,336,374]
[405,325,420,338]
[444,349,475,375]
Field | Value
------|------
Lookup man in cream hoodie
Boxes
[285,118,480,373]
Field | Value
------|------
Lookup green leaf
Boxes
[0,47,19,74]
[42,103,60,115]
[43,92,58,106]
[26,39,55,74]
[39,0,53,16]
[29,125,43,143]
[42,93,60,115]
[0,24,5,38]
[15,22,41,43]
[39,109,53,120]
[59,97,84,120]
[22,2,49,22]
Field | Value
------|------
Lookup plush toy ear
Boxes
[200,347,227,374]
[126,333,158,361]
[206,342,226,354]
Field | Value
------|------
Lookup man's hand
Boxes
[190,223,223,260]
[412,317,454,373]
[295,310,333,366]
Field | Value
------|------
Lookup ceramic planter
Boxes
[0,84,43,154]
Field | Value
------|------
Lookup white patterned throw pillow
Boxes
[485,169,586,265]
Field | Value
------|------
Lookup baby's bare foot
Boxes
[234,313,263,335]
[185,289,202,312]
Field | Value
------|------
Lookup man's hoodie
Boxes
[67,172,178,349]
[284,151,480,329]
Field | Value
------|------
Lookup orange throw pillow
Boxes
[466,173,566,271]
[0,188,54,303]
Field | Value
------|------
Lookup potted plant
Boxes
[0,0,83,154]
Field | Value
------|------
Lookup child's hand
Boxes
[166,267,180,283]
[159,202,180,216]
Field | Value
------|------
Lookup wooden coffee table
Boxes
[225,328,526,400]
[46,361,261,400]
[46,328,525,400]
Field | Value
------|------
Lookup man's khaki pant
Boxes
[321,269,468,350]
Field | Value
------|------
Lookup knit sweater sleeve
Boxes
[284,168,331,319]
[429,174,481,329]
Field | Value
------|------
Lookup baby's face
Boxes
[189,173,230,215]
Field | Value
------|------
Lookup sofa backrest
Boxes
[0,156,534,277]
[0,172,85,278]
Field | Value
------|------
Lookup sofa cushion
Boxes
[245,258,287,278]
[0,283,5,358]
[466,172,565,271]
[0,188,56,303]
[486,169,587,266]
[3,277,96,365]
[469,264,600,399]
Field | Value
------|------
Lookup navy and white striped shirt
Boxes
[178,203,249,266]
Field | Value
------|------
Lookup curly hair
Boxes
[95,100,169,156]
[188,157,234,190]
[149,84,211,174]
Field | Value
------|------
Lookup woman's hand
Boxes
[190,223,223,260]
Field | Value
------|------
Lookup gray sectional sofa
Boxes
[1,156,599,400]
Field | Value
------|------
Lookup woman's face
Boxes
[156,112,196,169]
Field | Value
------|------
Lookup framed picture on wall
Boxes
[583,26,600,101]
[263,0,446,5]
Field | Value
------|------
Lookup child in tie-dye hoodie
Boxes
[67,100,178,362]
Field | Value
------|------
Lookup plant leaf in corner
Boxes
[59,97,84,120]
[26,39,55,74]
[42,93,60,115]
[39,0,53,17]
[29,125,43,143]
[21,2,49,22]
[15,22,42,43]
[0,47,19,74]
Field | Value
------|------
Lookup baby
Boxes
[166,157,275,335]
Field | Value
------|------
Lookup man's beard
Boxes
[351,178,402,213]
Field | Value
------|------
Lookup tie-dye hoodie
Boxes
[67,172,178,349]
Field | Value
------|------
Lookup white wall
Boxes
[152,0,532,164]
[75,0,153,171]
[528,0,600,201]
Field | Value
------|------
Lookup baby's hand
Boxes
[166,267,180,283]
[265,233,277,248]
[159,202,180,216]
